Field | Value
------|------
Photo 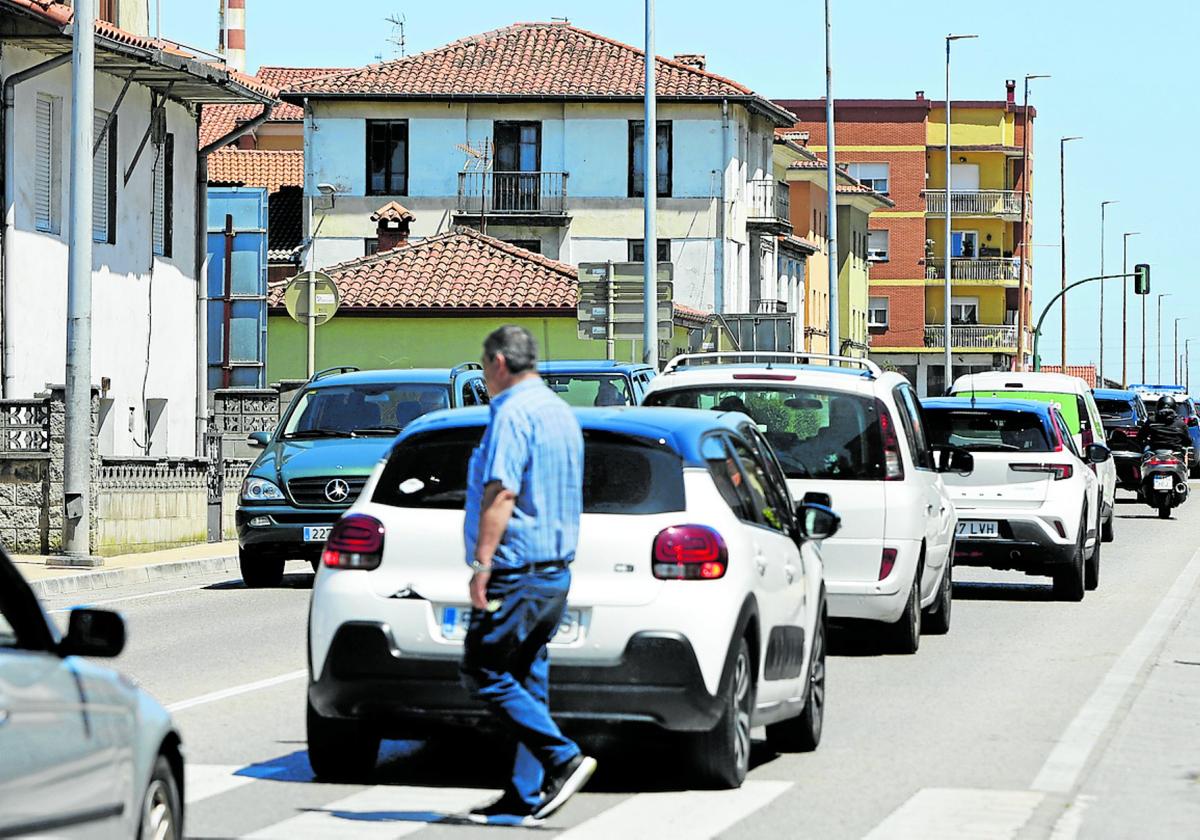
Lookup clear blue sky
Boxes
[163,1,1196,385]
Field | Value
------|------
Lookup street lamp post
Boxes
[642,0,658,369]
[943,33,978,392]
[825,0,839,356]
[1099,200,1118,386]
[1175,318,1187,385]
[1157,293,1172,383]
[1122,231,1140,386]
[1059,136,1082,366]
[1017,74,1050,370]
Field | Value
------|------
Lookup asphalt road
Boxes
[41,489,1200,839]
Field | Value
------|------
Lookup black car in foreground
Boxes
[1095,388,1148,489]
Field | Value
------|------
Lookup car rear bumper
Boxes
[237,506,345,558]
[309,621,726,734]
[953,517,1076,572]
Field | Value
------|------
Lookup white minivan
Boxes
[645,353,972,654]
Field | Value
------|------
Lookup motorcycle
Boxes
[1140,448,1189,519]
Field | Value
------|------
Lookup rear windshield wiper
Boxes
[352,425,404,436]
[284,428,348,439]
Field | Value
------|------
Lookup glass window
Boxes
[628,239,671,263]
[281,382,450,438]
[868,296,889,328]
[543,374,632,407]
[646,385,886,481]
[367,120,408,195]
[629,120,672,197]
[893,385,935,469]
[1053,411,1081,456]
[867,229,889,262]
[745,427,797,523]
[1096,398,1139,423]
[925,408,1052,452]
[951,231,978,259]
[702,434,754,520]
[729,438,788,533]
[846,162,889,194]
[950,297,979,325]
[0,611,15,648]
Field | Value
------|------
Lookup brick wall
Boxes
[869,284,928,349]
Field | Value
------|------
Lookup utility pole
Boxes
[825,0,840,357]
[1157,293,1171,383]
[944,34,978,391]
[62,0,96,564]
[1121,231,1140,386]
[1017,74,1048,370]
[642,0,658,370]
[1059,136,1082,366]
[1175,318,1186,385]
[1099,200,1117,386]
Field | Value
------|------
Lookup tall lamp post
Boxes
[642,0,658,369]
[1098,200,1118,386]
[943,33,978,391]
[1121,231,1140,385]
[825,0,839,356]
[1017,74,1049,370]
[1157,293,1172,383]
[1059,136,1082,365]
[1175,317,1187,385]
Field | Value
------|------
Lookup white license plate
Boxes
[303,526,332,542]
[956,520,999,538]
[1153,476,1173,490]
[439,605,582,645]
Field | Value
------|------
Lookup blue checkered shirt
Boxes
[464,378,584,570]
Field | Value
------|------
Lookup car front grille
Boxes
[287,476,368,507]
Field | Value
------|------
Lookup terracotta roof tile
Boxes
[268,228,579,312]
[1037,364,1097,384]
[207,149,304,193]
[200,66,347,146]
[371,201,416,223]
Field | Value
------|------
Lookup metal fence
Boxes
[747,179,790,224]
[924,190,1022,216]
[457,171,568,214]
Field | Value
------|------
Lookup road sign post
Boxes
[577,262,673,349]
[606,261,615,361]
[285,271,340,376]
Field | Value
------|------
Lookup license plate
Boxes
[1154,476,1173,490]
[303,526,332,542]
[956,520,999,538]
[439,605,582,645]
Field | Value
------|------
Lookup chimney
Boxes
[219,0,247,73]
[371,202,416,252]
[915,90,925,101]
[674,53,706,72]
[1005,79,1016,105]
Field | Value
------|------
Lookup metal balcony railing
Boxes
[456,171,568,215]
[924,258,1024,282]
[924,323,1018,350]
[924,190,1023,216]
[747,179,790,225]
[750,298,788,314]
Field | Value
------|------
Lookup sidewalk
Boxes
[13,540,241,599]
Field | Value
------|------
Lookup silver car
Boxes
[0,550,183,838]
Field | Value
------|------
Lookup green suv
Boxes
[236,365,488,586]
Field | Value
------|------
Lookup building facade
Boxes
[781,85,1035,394]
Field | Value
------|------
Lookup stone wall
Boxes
[94,458,209,556]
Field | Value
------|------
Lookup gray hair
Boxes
[483,325,538,374]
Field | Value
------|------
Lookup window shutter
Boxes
[152,142,165,255]
[93,110,109,243]
[35,96,54,232]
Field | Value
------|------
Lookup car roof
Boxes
[311,368,470,388]
[538,360,652,374]
[396,405,750,467]
[951,371,1088,394]
[649,364,891,395]
[922,397,1056,416]
[1093,388,1139,400]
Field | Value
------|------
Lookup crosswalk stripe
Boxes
[244,785,498,839]
[861,788,1045,840]
[185,764,261,804]
[556,780,792,840]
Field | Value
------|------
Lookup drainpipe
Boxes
[1,51,73,397]
[715,98,728,317]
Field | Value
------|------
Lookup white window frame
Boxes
[950,296,980,325]
[867,229,890,262]
[868,296,889,327]
[35,93,62,234]
[846,162,889,194]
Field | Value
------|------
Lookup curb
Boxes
[28,555,241,599]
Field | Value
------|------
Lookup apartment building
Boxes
[780,84,1035,395]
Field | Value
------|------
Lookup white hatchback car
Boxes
[922,398,1107,600]
[644,353,970,653]
[308,405,834,789]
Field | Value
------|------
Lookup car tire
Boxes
[1053,508,1087,602]
[240,549,284,588]
[690,636,753,789]
[923,552,953,636]
[1085,512,1101,592]
[307,698,380,782]
[766,596,826,753]
[1158,504,1172,519]
[1101,510,1115,543]
[138,755,182,840]
[888,568,922,654]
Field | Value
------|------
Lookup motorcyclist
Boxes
[1137,395,1192,454]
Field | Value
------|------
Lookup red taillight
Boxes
[879,547,898,581]
[1010,463,1074,480]
[322,513,385,570]
[652,525,728,580]
[875,399,905,481]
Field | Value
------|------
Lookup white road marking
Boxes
[861,788,1044,840]
[166,670,307,713]
[186,764,265,804]
[48,583,214,613]
[1048,793,1096,840]
[245,785,496,839]
[557,780,792,840]
[1031,544,1200,794]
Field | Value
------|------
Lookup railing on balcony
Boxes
[923,190,1023,216]
[924,323,1018,350]
[747,179,790,226]
[750,298,788,314]
[924,258,1023,282]
[456,171,568,215]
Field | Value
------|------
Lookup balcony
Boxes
[750,298,788,314]
[747,179,791,232]
[924,258,1024,284]
[455,171,569,222]
[923,190,1024,219]
[924,323,1018,351]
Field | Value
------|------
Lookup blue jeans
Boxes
[460,567,580,809]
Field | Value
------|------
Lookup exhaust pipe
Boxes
[1176,482,1189,496]
[1009,550,1021,561]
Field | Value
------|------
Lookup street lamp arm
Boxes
[1033,272,1136,371]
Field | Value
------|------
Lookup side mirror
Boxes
[796,502,841,541]
[1188,417,1198,429]
[934,446,974,475]
[1085,443,1112,464]
[247,431,270,448]
[801,491,832,509]
[58,608,125,658]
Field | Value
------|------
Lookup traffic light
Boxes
[1134,263,1150,295]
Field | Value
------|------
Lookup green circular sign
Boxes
[284,271,340,326]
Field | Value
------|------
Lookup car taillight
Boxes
[1010,463,1074,481]
[652,525,728,580]
[876,399,905,481]
[1146,456,1180,466]
[879,547,898,581]
[322,513,385,570]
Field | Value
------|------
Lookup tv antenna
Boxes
[454,139,492,233]
[385,13,407,57]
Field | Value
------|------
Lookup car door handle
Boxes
[755,556,767,576]
[784,564,797,584]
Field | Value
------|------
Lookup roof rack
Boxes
[449,362,483,385]
[309,366,360,383]
[662,352,881,378]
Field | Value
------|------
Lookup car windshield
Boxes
[1096,398,1138,421]
[542,374,633,407]
[281,383,450,438]
[924,409,1052,452]
[644,385,885,481]
[372,426,685,514]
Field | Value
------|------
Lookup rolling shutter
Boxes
[152,142,165,255]
[93,110,110,243]
[35,96,55,232]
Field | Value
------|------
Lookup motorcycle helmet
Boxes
[1157,394,1179,413]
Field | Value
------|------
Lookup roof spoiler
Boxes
[662,351,881,378]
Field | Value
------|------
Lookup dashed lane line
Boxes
[166,669,307,713]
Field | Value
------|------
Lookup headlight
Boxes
[241,476,285,502]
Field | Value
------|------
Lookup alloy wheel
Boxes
[141,778,176,840]
[733,648,752,776]
[808,620,826,741]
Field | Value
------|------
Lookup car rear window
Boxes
[372,426,685,514]
[954,389,1081,432]
[924,408,1052,452]
[542,375,633,407]
[645,385,885,480]
[1096,398,1138,422]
